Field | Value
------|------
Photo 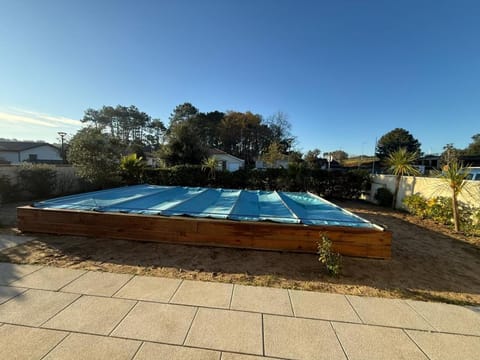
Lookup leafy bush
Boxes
[143,166,369,200]
[403,193,428,218]
[0,175,18,203]
[425,197,453,225]
[317,233,342,276]
[374,187,393,207]
[403,194,479,234]
[17,163,57,200]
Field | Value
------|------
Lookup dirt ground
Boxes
[1,200,479,305]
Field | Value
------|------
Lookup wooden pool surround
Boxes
[17,206,392,259]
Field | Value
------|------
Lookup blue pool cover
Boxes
[33,185,377,228]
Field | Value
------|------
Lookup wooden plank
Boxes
[17,206,392,259]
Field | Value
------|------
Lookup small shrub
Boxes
[17,163,57,200]
[374,187,393,207]
[0,174,19,203]
[403,194,428,218]
[317,233,342,276]
[425,197,453,225]
[120,153,146,185]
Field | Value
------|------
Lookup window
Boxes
[28,154,38,162]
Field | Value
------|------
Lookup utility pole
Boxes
[58,132,67,164]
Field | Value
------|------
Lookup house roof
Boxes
[208,148,244,163]
[0,141,58,152]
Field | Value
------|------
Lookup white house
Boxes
[0,141,62,164]
[209,148,244,172]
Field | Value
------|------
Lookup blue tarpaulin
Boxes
[33,185,376,228]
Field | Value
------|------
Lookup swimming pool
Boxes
[18,185,391,258]
[32,185,377,228]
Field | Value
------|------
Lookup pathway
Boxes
[0,262,479,359]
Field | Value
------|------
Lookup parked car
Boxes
[464,167,480,181]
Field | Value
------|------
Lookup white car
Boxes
[465,167,480,181]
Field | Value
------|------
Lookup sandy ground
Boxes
[1,200,479,305]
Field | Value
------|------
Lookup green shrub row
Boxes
[403,193,480,235]
[0,163,57,203]
[143,166,371,199]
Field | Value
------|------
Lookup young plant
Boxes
[317,233,342,276]
[385,148,421,209]
[433,161,473,232]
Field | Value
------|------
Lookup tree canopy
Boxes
[67,127,122,187]
[81,105,165,151]
[464,133,480,155]
[376,128,421,160]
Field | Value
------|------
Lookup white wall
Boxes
[212,154,244,172]
[0,145,61,164]
[19,145,61,162]
[0,165,81,194]
[370,174,480,209]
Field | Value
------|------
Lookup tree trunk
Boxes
[392,175,401,209]
[452,192,460,232]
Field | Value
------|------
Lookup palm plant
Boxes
[434,161,471,232]
[201,157,219,181]
[386,148,421,209]
[120,153,145,184]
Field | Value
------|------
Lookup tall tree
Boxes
[67,127,122,188]
[464,133,480,155]
[145,119,167,150]
[304,149,321,169]
[169,102,199,127]
[266,111,296,153]
[386,148,421,209]
[190,111,224,148]
[217,111,269,166]
[376,128,421,161]
[81,105,152,144]
[158,121,207,166]
[262,142,286,167]
[440,143,461,167]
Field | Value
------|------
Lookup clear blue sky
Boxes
[0,0,479,156]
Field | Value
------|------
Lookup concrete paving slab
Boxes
[44,333,141,360]
[112,301,196,344]
[0,233,34,250]
[333,322,428,360]
[43,295,136,335]
[0,323,67,360]
[263,314,346,360]
[0,285,27,304]
[171,280,233,308]
[290,290,361,322]
[134,342,220,360]
[407,299,480,336]
[10,266,86,291]
[0,262,42,285]
[406,330,480,360]
[347,295,434,330]
[61,271,133,296]
[230,285,293,316]
[221,353,279,360]
[0,288,79,326]
[114,275,181,302]
[185,308,263,355]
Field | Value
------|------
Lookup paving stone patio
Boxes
[0,262,479,360]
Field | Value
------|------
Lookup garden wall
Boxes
[370,175,480,209]
[0,165,83,201]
